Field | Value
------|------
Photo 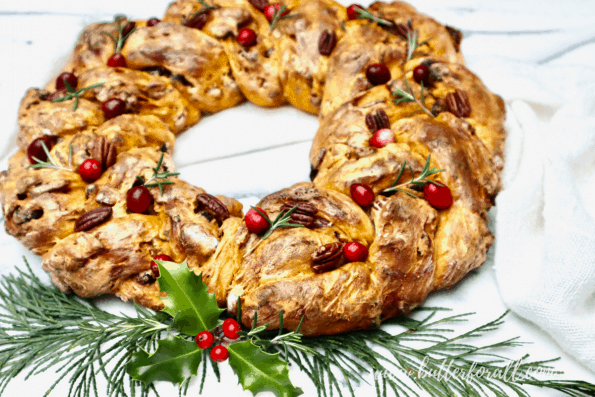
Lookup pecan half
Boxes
[311,242,345,274]
[196,193,230,223]
[365,109,390,132]
[445,89,471,118]
[249,0,269,12]
[393,23,410,39]
[74,207,112,232]
[281,202,329,229]
[185,12,209,30]
[318,30,337,56]
[92,136,117,171]
[446,26,463,52]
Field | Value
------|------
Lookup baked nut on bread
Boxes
[0,0,506,336]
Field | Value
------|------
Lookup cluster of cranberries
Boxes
[350,181,453,210]
[196,318,242,362]
[235,2,289,48]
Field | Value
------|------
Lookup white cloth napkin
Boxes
[471,58,595,372]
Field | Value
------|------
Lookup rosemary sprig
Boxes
[354,7,393,27]
[26,142,73,172]
[381,155,444,198]
[103,15,137,54]
[269,5,299,31]
[406,28,430,62]
[140,151,180,195]
[50,82,105,111]
[252,205,305,240]
[392,78,434,117]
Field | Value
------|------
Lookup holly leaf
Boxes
[228,341,303,397]
[127,335,202,385]
[156,260,224,335]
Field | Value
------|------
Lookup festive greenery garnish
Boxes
[1,258,594,397]
[50,81,105,111]
[392,78,434,117]
[406,28,430,62]
[26,142,73,172]
[354,7,393,27]
[128,335,203,385]
[103,15,137,54]
[382,154,444,198]
[252,205,305,240]
[137,151,180,195]
[156,260,223,336]
[269,5,299,31]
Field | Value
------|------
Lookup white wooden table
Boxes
[1,1,594,395]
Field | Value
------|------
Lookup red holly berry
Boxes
[55,72,78,91]
[102,98,127,120]
[346,4,364,20]
[369,128,395,148]
[412,64,431,86]
[210,345,229,362]
[423,182,453,210]
[127,186,152,213]
[147,18,161,27]
[222,318,241,339]
[350,183,375,207]
[237,28,257,47]
[27,137,54,164]
[150,254,172,277]
[264,4,287,21]
[366,63,391,86]
[245,207,270,235]
[79,159,102,183]
[196,331,214,349]
[343,242,369,262]
[107,53,127,68]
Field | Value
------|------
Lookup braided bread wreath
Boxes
[0,0,505,337]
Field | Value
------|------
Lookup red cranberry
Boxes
[102,98,127,120]
[222,318,241,339]
[107,53,127,68]
[423,182,453,210]
[369,128,395,148]
[366,63,391,86]
[55,72,78,91]
[127,186,152,213]
[210,345,229,362]
[79,159,102,183]
[150,254,172,277]
[237,28,257,47]
[196,331,214,349]
[122,21,136,37]
[350,183,375,207]
[346,4,364,20]
[48,89,67,102]
[147,18,160,27]
[343,242,369,262]
[245,207,270,235]
[413,64,431,86]
[27,137,53,164]
[264,4,288,21]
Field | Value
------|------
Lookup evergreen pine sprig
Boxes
[26,142,73,172]
[138,151,180,195]
[382,155,444,198]
[392,78,434,117]
[251,205,305,240]
[269,5,299,31]
[50,82,105,111]
[103,15,137,54]
[354,7,393,27]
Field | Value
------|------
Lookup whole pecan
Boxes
[445,89,471,118]
[318,30,337,56]
[91,136,117,171]
[185,12,209,30]
[74,207,112,232]
[249,0,269,12]
[365,109,390,132]
[311,242,344,274]
[196,193,230,223]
